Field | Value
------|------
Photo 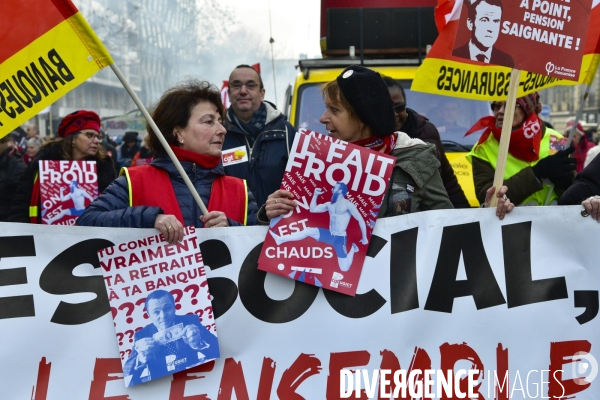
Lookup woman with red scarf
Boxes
[467,92,576,206]
[260,65,513,222]
[77,79,258,243]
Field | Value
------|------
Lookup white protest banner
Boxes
[0,206,598,399]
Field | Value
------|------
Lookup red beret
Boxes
[58,110,101,138]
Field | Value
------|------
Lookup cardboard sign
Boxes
[98,226,219,387]
[39,160,98,225]
[258,129,395,296]
[452,0,593,80]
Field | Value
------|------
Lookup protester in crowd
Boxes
[8,110,116,224]
[564,120,595,173]
[383,77,470,208]
[77,79,258,243]
[0,134,27,221]
[23,137,41,164]
[11,126,27,154]
[118,131,140,168]
[584,144,600,169]
[467,92,576,206]
[100,129,119,172]
[131,134,155,166]
[222,64,296,207]
[262,65,513,224]
[558,151,600,222]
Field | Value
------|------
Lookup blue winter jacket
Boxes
[223,101,296,207]
[76,151,258,228]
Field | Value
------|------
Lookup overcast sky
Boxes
[217,0,322,60]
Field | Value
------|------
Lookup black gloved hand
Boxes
[531,147,576,182]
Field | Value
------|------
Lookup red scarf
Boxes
[465,113,543,162]
[170,144,221,169]
[352,133,396,155]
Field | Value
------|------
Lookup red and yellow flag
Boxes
[0,0,113,138]
[412,0,600,101]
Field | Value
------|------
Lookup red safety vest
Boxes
[121,165,248,226]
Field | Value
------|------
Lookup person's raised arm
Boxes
[309,188,328,213]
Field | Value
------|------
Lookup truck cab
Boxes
[284,1,492,206]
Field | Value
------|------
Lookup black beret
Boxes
[336,65,396,137]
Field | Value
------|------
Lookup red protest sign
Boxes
[451,0,593,80]
[258,129,395,296]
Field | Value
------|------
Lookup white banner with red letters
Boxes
[0,206,598,399]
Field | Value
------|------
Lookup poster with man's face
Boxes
[452,0,593,80]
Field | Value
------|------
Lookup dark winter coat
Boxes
[379,132,453,216]
[0,148,27,221]
[7,142,117,223]
[76,151,258,228]
[401,108,470,208]
[223,101,296,207]
[558,151,600,205]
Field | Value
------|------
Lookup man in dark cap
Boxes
[118,131,140,168]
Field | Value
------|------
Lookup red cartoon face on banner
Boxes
[452,0,593,80]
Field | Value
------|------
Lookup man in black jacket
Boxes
[0,134,27,221]
[222,64,296,207]
[384,77,471,208]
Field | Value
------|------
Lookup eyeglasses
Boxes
[79,131,104,141]
[490,102,523,112]
[229,81,260,91]
[393,103,407,115]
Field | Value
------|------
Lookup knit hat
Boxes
[565,120,586,137]
[123,131,138,143]
[57,110,101,138]
[515,92,542,116]
[336,65,396,137]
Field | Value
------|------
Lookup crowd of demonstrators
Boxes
[117,131,140,168]
[8,110,117,224]
[3,65,599,235]
[467,92,576,206]
[131,134,155,166]
[383,77,471,209]
[222,64,297,207]
[262,65,513,226]
[77,79,258,244]
[100,130,120,172]
[0,135,27,221]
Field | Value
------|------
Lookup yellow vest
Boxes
[467,128,564,206]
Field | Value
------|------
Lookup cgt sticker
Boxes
[222,145,248,166]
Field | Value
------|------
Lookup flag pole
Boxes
[490,68,520,207]
[109,63,209,216]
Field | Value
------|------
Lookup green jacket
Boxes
[379,132,453,217]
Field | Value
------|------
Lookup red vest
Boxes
[121,165,248,226]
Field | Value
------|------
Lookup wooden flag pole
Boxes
[109,63,209,216]
[490,68,521,207]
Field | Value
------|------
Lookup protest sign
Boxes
[452,0,592,80]
[39,160,98,225]
[0,206,599,399]
[412,0,600,100]
[258,129,395,296]
[98,226,219,387]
